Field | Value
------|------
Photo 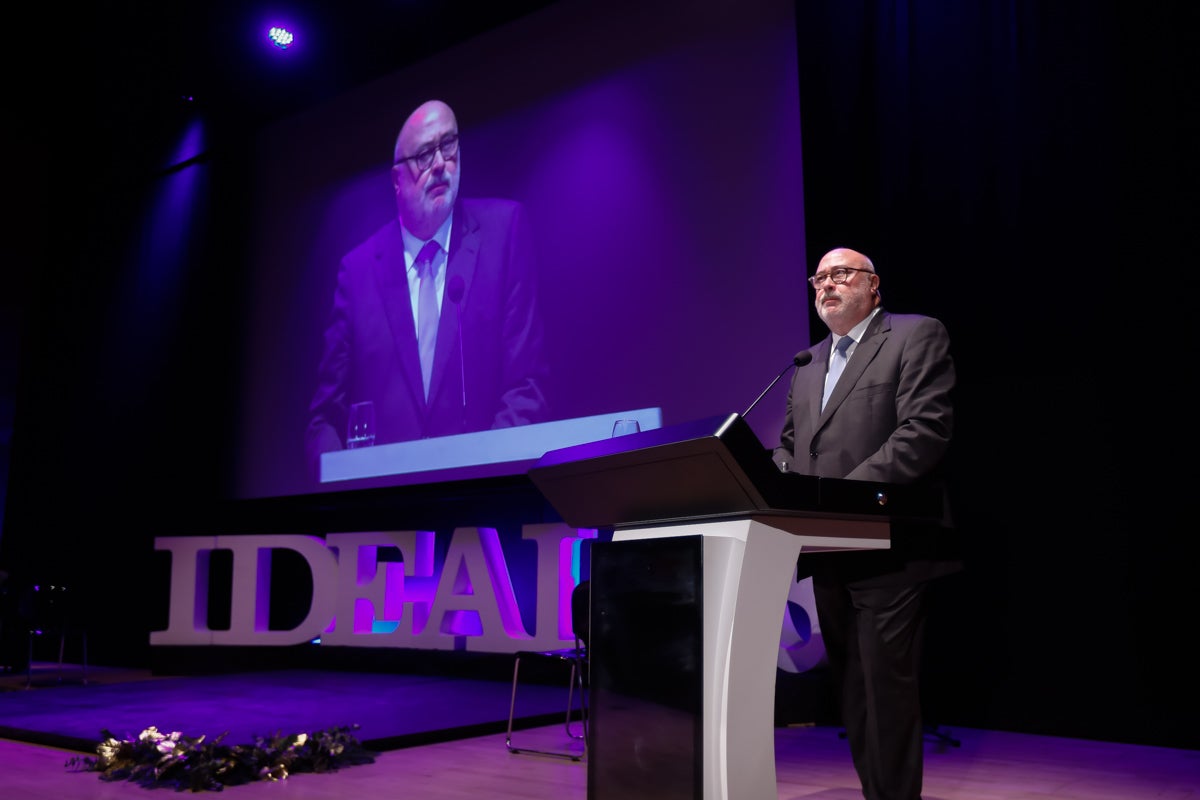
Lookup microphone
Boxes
[447,275,465,304]
[742,351,813,419]
[447,276,467,421]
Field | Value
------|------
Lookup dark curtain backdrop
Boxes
[794,0,1196,748]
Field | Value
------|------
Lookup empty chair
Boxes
[505,579,589,760]
[25,581,89,688]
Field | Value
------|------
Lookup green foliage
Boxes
[65,724,376,792]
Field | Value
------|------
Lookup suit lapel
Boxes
[373,221,426,410]
[818,311,890,421]
[428,203,479,408]
[809,337,833,431]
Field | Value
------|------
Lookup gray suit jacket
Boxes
[774,309,960,579]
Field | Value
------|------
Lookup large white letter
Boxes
[323,530,435,645]
[209,535,339,646]
[522,523,597,649]
[408,527,525,651]
[151,536,217,645]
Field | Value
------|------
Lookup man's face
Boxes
[811,248,879,335]
[391,102,460,239]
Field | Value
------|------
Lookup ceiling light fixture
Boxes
[268,26,295,50]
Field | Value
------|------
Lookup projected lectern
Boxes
[528,412,941,800]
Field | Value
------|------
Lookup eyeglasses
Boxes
[395,134,459,172]
[808,266,874,289]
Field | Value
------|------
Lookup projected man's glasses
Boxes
[395,134,459,171]
[808,266,874,289]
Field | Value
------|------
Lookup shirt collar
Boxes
[836,306,881,349]
[401,213,454,270]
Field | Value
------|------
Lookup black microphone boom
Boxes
[448,276,467,421]
[741,351,813,418]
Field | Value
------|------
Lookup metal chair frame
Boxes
[505,580,589,761]
[25,582,89,689]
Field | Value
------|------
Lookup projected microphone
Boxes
[447,276,467,422]
[742,351,813,419]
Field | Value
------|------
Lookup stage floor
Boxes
[0,662,572,754]
[2,663,1198,799]
[5,718,1199,800]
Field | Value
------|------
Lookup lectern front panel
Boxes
[589,536,703,800]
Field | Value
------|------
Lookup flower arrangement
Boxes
[65,724,376,792]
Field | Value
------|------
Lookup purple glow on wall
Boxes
[104,124,209,396]
[169,117,206,168]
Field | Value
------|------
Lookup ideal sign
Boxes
[151,523,826,673]
[151,523,596,652]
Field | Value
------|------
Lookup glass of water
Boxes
[347,401,376,449]
[611,419,641,437]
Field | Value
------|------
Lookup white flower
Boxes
[139,727,165,742]
[97,738,122,764]
[83,723,366,788]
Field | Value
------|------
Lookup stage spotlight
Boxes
[268,26,295,50]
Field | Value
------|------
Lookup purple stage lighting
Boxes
[268,26,294,49]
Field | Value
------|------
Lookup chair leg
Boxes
[563,661,578,738]
[572,658,588,754]
[506,652,586,761]
[505,654,523,751]
[565,660,588,741]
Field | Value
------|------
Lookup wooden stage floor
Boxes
[1,663,1196,799]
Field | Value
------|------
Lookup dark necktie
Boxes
[821,335,853,411]
[416,241,441,401]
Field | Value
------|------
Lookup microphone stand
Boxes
[742,352,812,419]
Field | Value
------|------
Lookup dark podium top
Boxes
[528,412,941,530]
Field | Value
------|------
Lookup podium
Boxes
[528,412,941,800]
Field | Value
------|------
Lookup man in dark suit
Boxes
[773,246,959,800]
[306,100,548,480]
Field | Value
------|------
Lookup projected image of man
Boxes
[305,99,549,480]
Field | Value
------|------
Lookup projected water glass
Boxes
[611,419,641,437]
[347,401,376,449]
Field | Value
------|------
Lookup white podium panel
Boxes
[590,515,887,800]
